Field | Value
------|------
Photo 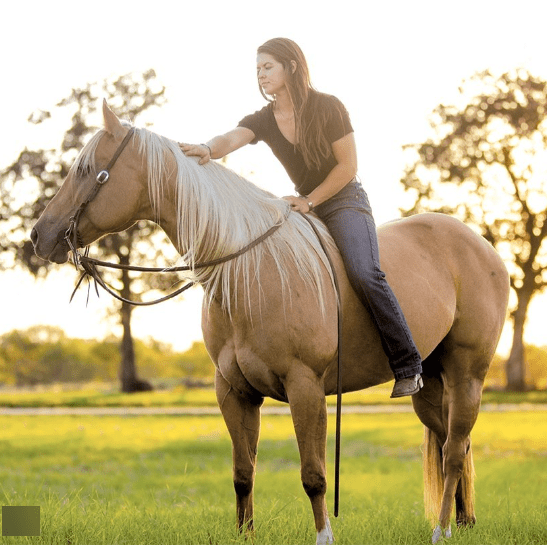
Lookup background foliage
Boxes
[0,326,214,387]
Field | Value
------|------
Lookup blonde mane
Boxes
[77,124,336,315]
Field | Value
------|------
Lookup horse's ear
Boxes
[102,99,125,139]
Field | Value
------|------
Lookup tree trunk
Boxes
[118,258,152,393]
[505,289,532,391]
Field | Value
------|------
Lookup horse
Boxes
[31,101,510,544]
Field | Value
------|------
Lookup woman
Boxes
[181,37,423,398]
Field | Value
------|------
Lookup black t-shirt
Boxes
[238,92,354,196]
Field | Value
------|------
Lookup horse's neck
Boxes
[151,154,277,286]
[155,159,231,263]
[151,155,186,255]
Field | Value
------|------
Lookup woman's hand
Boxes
[283,195,313,213]
[179,143,211,165]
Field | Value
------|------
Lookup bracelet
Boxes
[306,199,314,211]
[201,143,212,156]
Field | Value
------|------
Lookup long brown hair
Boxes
[257,38,333,171]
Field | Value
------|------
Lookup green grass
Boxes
[0,386,218,409]
[1,384,546,408]
[0,411,545,544]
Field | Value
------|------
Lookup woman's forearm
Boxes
[206,127,256,160]
[307,162,357,207]
[204,135,231,159]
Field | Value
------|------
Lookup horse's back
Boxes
[381,213,509,310]
[380,213,509,360]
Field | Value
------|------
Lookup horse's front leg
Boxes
[285,366,334,545]
[215,371,263,533]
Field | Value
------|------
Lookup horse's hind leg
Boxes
[285,366,334,545]
[436,347,484,538]
[215,371,263,533]
[412,372,447,524]
[413,345,482,543]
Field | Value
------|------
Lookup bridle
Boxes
[63,128,136,269]
[62,126,344,516]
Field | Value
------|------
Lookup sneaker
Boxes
[390,374,424,398]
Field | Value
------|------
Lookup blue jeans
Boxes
[312,180,422,380]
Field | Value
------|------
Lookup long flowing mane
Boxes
[76,124,336,315]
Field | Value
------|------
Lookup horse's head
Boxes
[31,101,151,264]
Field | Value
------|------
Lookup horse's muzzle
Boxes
[30,225,70,264]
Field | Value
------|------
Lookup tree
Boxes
[0,70,181,392]
[400,68,547,391]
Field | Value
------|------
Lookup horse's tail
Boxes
[423,426,443,525]
[423,426,476,526]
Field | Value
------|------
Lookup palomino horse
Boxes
[31,102,509,544]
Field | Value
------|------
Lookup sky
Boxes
[2,0,547,352]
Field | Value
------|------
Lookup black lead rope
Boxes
[299,212,343,518]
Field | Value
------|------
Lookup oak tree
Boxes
[400,68,547,390]
[0,70,182,392]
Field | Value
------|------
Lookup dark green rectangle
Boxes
[2,506,40,537]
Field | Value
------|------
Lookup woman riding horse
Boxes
[181,37,423,398]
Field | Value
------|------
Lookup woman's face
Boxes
[256,53,288,96]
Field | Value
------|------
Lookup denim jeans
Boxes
[312,180,422,380]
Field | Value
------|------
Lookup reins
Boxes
[63,129,344,516]
[72,214,288,306]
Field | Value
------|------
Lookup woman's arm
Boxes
[284,132,358,212]
[180,127,256,165]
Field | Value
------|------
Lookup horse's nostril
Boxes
[30,227,38,246]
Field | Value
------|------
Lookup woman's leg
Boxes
[314,182,422,387]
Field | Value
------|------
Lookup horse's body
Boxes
[31,102,510,544]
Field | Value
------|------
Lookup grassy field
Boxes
[0,410,545,544]
[0,383,546,408]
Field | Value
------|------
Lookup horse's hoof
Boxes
[432,524,452,543]
[432,525,442,544]
[457,517,476,528]
[316,518,334,545]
